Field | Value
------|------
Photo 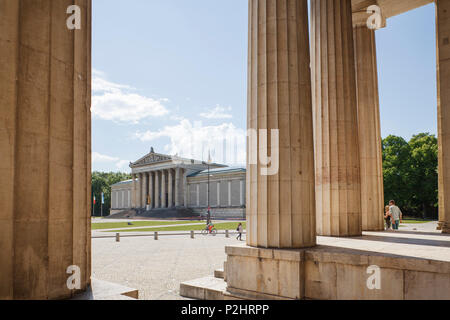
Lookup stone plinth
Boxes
[224,246,305,300]
[181,231,450,300]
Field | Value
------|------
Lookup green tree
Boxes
[91,172,131,216]
[382,133,438,219]
[382,135,412,211]
[408,133,438,218]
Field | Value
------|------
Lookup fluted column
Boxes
[437,0,450,234]
[183,169,188,207]
[311,0,362,237]
[155,171,160,208]
[142,172,148,208]
[246,0,316,248]
[132,174,137,208]
[137,173,143,209]
[353,25,384,231]
[161,170,167,208]
[168,169,173,208]
[149,172,154,209]
[175,168,181,207]
[0,0,91,299]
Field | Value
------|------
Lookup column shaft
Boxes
[311,0,362,237]
[137,173,143,209]
[149,172,154,209]
[437,0,450,233]
[175,168,181,207]
[353,26,384,231]
[132,174,137,208]
[155,171,160,208]
[0,0,92,299]
[183,169,187,207]
[247,0,316,248]
[161,170,167,208]
[142,172,148,208]
[168,169,173,208]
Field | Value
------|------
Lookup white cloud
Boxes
[92,152,130,171]
[200,105,233,120]
[135,119,246,165]
[92,70,169,124]
[92,152,120,163]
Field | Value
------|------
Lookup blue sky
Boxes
[91,1,437,173]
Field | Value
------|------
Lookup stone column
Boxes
[311,0,362,237]
[155,171,160,209]
[161,170,167,208]
[437,0,450,233]
[0,0,92,299]
[142,172,148,208]
[137,173,143,209]
[246,0,316,248]
[168,169,173,208]
[175,168,181,207]
[353,25,384,231]
[183,169,188,207]
[149,172,154,209]
[132,174,137,208]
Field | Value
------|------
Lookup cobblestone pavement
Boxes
[92,234,244,300]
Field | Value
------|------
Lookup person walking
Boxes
[384,205,392,230]
[236,223,243,241]
[389,200,403,230]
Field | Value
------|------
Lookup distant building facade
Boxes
[111,148,246,219]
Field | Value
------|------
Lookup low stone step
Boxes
[214,268,224,279]
[180,276,227,300]
[72,278,139,300]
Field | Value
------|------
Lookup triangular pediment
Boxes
[131,152,172,167]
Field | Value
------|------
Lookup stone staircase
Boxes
[180,267,229,300]
[106,208,201,220]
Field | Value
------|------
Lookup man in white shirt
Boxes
[389,200,403,231]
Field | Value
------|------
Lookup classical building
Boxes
[2,0,450,300]
[111,149,246,219]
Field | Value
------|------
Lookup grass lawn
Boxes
[92,220,203,230]
[109,222,246,233]
[401,218,435,224]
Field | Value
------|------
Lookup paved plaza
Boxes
[92,233,244,300]
[91,221,444,300]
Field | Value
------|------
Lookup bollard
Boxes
[191,230,195,239]
[116,233,120,242]
[154,231,158,240]
[225,230,229,238]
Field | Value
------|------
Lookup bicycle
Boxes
[201,225,217,236]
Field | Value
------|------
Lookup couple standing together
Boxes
[384,200,403,230]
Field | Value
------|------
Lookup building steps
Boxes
[180,276,227,300]
[106,208,200,220]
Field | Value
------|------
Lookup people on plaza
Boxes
[236,223,243,241]
[389,200,403,230]
[384,205,392,230]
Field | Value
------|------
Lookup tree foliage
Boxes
[91,171,131,216]
[382,133,438,219]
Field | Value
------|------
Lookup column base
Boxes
[440,222,450,234]
[224,246,306,300]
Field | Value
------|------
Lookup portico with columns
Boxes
[129,148,224,210]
